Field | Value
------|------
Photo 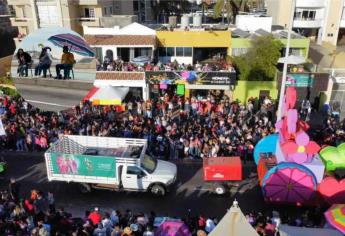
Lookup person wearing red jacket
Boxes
[88,207,102,226]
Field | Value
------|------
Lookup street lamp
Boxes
[276,0,296,121]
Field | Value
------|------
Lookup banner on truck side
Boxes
[50,153,117,178]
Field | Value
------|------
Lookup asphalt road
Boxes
[14,84,89,112]
[0,152,272,219]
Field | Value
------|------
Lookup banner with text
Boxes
[50,153,116,178]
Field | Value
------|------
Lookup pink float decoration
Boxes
[281,130,320,164]
[287,109,298,134]
[319,177,345,204]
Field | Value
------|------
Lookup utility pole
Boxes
[276,0,296,121]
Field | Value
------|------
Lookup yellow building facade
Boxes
[156,30,232,65]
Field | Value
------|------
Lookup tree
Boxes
[233,35,283,81]
[213,0,252,24]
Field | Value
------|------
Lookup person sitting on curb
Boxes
[55,46,75,80]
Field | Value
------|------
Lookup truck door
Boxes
[122,166,144,190]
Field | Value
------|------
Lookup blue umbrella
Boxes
[48,33,95,57]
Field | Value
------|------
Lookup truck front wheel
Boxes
[150,184,166,196]
[213,184,227,195]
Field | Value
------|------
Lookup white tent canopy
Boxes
[278,55,306,65]
[208,201,259,236]
[90,86,129,101]
[279,225,343,236]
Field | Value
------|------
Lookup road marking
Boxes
[26,100,71,108]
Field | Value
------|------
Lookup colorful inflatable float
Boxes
[254,86,345,205]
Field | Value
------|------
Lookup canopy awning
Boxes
[208,203,259,236]
[84,86,129,105]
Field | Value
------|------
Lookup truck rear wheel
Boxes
[79,183,91,193]
[150,184,166,196]
[213,184,227,195]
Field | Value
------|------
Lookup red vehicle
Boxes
[203,156,243,195]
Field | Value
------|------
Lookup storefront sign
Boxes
[192,72,237,85]
[145,71,179,84]
[286,73,314,87]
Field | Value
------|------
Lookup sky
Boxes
[14,27,87,60]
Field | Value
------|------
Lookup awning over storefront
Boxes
[84,86,129,105]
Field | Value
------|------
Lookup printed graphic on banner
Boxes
[50,153,116,178]
[145,71,236,85]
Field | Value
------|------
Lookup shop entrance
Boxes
[190,89,227,102]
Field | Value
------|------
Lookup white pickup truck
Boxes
[45,135,177,196]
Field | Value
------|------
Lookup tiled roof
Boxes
[85,35,156,46]
[96,72,145,80]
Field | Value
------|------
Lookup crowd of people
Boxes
[0,178,327,236]
[97,57,234,73]
[0,91,276,162]
[1,88,345,161]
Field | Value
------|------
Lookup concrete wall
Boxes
[0,56,12,76]
[266,0,292,28]
[235,15,272,32]
[232,80,278,104]
[322,0,344,45]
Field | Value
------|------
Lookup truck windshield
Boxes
[141,155,157,174]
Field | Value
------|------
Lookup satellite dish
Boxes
[196,0,203,5]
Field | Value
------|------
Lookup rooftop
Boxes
[231,28,305,39]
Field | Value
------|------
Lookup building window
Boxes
[158,47,176,57]
[84,8,95,18]
[232,48,248,56]
[184,47,192,57]
[158,47,165,57]
[290,48,301,56]
[110,7,113,14]
[104,7,107,15]
[176,47,184,56]
[166,47,175,57]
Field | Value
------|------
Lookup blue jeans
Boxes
[16,138,25,151]
[35,63,50,77]
[17,64,28,77]
[56,64,73,79]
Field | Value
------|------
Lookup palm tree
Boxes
[213,0,251,24]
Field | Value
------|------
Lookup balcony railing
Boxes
[79,17,97,22]
[293,18,322,28]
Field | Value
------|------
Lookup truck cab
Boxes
[119,155,177,196]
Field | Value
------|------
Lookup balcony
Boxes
[7,0,30,5]
[296,0,326,8]
[10,17,29,27]
[293,18,323,28]
[79,17,100,27]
